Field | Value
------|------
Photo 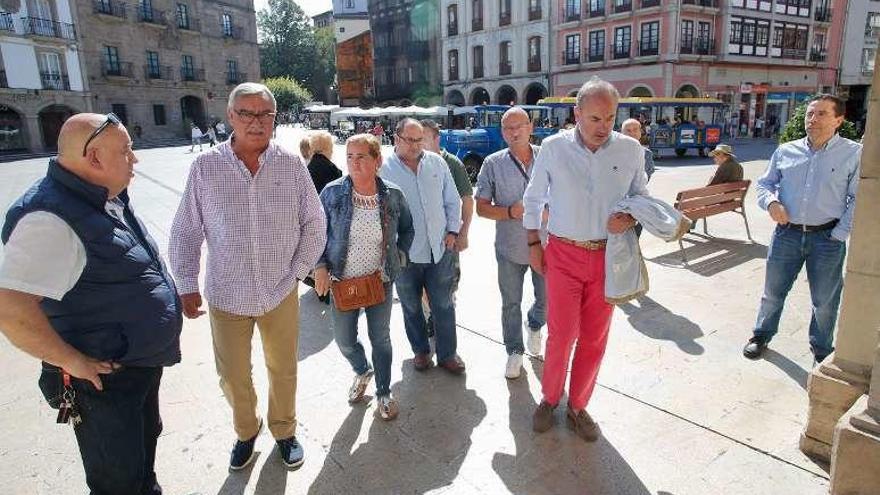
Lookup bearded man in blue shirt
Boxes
[743,94,862,363]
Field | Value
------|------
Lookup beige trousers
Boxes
[209,291,299,441]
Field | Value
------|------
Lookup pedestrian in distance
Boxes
[523,77,651,442]
[743,94,861,364]
[313,133,414,420]
[169,82,326,471]
[206,126,217,147]
[620,118,655,182]
[189,123,203,153]
[474,107,548,379]
[0,112,183,494]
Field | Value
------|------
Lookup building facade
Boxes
[333,0,373,106]
[551,0,842,134]
[441,0,551,106]
[73,0,259,144]
[369,0,442,105]
[0,0,91,155]
[313,9,335,28]
[838,0,878,129]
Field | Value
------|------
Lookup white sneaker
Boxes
[526,326,543,356]
[505,353,523,379]
[347,369,374,403]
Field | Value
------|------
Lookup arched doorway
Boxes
[470,87,490,105]
[496,85,517,105]
[628,86,653,98]
[524,83,547,105]
[446,90,465,106]
[38,105,75,151]
[180,95,205,129]
[675,84,700,98]
[0,106,28,154]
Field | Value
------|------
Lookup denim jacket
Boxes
[317,176,414,281]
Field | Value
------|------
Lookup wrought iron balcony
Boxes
[499,11,511,26]
[472,17,483,31]
[222,24,243,39]
[528,6,542,20]
[22,17,76,40]
[613,0,632,13]
[809,49,827,62]
[641,0,660,7]
[563,50,581,65]
[695,38,715,55]
[528,56,541,72]
[682,0,717,5]
[0,12,14,31]
[102,61,133,78]
[137,6,166,24]
[814,7,831,23]
[144,64,173,80]
[40,72,69,90]
[589,3,606,16]
[565,9,580,22]
[94,0,127,18]
[177,16,200,31]
[638,42,658,56]
[587,51,604,62]
[612,43,631,59]
[447,21,457,36]
[180,67,205,81]
[226,71,246,84]
[448,67,459,81]
[473,65,484,78]
[499,60,512,75]
[780,47,807,59]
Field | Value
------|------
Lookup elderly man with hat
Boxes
[706,144,743,186]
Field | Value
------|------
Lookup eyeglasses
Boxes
[234,109,277,124]
[82,113,122,156]
[396,133,423,145]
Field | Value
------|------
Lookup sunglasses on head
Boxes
[82,113,122,156]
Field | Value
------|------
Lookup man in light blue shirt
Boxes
[523,78,649,442]
[379,118,465,373]
[744,94,861,363]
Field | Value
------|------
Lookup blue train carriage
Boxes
[440,104,555,182]
[538,96,728,158]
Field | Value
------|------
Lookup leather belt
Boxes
[550,234,607,250]
[782,219,838,232]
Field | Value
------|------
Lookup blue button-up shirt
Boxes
[380,151,461,264]
[756,134,861,241]
[523,128,648,240]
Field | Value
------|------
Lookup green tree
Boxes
[257,0,336,102]
[262,76,312,112]
[778,97,860,143]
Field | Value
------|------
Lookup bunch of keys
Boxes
[56,371,82,427]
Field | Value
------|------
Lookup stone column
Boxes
[799,51,880,461]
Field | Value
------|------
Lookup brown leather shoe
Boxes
[413,353,433,371]
[566,408,600,442]
[438,355,466,374]
[532,401,556,433]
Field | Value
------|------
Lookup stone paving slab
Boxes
[0,132,830,494]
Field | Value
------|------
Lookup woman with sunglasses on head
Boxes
[313,133,414,421]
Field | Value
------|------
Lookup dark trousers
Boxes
[71,366,164,495]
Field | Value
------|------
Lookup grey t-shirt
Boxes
[474,145,540,266]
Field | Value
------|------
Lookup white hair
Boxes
[575,77,620,108]
[621,118,641,130]
[227,82,276,110]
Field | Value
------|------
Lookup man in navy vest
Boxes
[0,113,182,494]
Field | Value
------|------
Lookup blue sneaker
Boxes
[229,419,263,471]
[277,436,304,469]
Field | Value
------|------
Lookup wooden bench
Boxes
[674,180,753,263]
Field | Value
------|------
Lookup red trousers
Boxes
[541,237,614,411]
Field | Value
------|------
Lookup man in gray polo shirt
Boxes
[475,107,547,379]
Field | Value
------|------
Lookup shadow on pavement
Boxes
[762,349,808,390]
[618,296,705,355]
[308,362,487,494]
[492,365,651,494]
[217,452,261,495]
[649,234,767,277]
[297,292,334,362]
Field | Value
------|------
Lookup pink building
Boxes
[550,0,843,134]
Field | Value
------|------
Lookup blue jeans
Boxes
[396,249,458,362]
[497,252,547,355]
[49,365,164,495]
[754,226,846,359]
[331,284,394,397]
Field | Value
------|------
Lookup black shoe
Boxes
[277,436,304,469]
[743,336,769,360]
[229,419,263,471]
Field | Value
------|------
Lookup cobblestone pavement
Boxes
[0,130,829,494]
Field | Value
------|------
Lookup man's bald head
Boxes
[501,107,529,125]
[57,113,118,163]
[620,118,643,142]
[500,107,533,151]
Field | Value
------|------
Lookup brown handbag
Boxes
[331,201,389,312]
